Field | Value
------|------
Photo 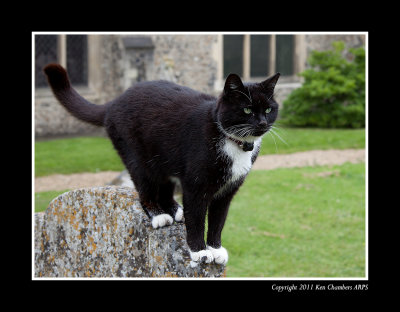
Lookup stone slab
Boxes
[34,186,225,278]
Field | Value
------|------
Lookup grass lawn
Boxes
[223,162,365,278]
[261,126,365,155]
[35,136,125,177]
[35,190,70,213]
[34,128,365,177]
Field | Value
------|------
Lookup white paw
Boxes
[207,246,228,265]
[151,214,173,228]
[174,207,183,222]
[189,249,214,264]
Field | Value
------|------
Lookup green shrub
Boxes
[280,41,365,128]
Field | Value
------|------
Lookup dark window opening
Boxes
[35,35,88,88]
[223,35,243,78]
[250,35,270,77]
[275,35,294,76]
[67,35,88,86]
[35,35,58,87]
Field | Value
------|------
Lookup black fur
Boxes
[44,63,280,254]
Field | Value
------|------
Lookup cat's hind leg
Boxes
[139,185,174,229]
[131,177,173,228]
[106,126,174,228]
[110,144,172,228]
[157,180,184,222]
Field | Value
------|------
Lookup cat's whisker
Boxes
[271,124,288,137]
[234,129,243,137]
[270,128,288,146]
[233,90,252,103]
[268,91,278,101]
[225,124,252,131]
[267,130,278,152]
[243,128,254,138]
[247,87,252,103]
[225,125,253,138]
[238,127,251,138]
[244,128,253,137]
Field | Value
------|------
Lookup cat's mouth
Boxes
[252,127,270,137]
[217,122,270,142]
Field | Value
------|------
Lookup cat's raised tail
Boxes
[43,64,106,127]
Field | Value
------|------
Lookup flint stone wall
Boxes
[34,186,225,278]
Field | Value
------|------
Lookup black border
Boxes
[27,27,374,297]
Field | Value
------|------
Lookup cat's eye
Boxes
[244,107,252,114]
[265,107,272,114]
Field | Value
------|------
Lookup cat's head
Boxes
[216,73,280,142]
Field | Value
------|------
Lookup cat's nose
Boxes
[258,121,268,129]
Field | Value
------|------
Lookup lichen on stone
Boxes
[35,186,225,278]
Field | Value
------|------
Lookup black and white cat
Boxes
[44,64,280,265]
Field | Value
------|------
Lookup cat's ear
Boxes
[224,73,245,94]
[260,72,280,94]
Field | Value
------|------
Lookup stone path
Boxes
[252,148,365,170]
[35,149,365,192]
[35,171,120,193]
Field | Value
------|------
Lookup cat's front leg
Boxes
[189,249,214,264]
[206,245,229,265]
[182,186,214,264]
[206,187,238,265]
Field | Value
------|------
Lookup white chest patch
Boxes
[223,139,254,180]
[215,137,261,197]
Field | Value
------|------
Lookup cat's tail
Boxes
[43,64,106,127]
